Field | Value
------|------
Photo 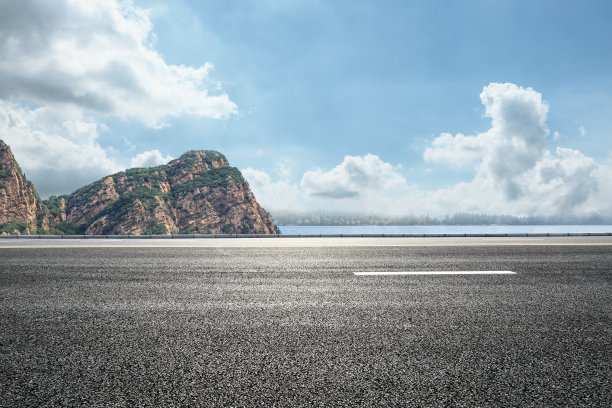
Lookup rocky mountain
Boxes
[0,140,278,235]
[0,140,47,234]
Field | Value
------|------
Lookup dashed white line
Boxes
[354,271,517,276]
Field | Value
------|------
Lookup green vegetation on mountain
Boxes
[0,163,10,179]
[170,166,248,198]
[0,221,31,235]
[1,146,278,235]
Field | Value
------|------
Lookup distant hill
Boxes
[0,140,278,235]
[0,140,47,234]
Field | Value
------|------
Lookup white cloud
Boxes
[425,83,549,200]
[420,82,611,216]
[415,148,604,217]
[0,0,237,128]
[423,132,485,167]
[301,154,406,199]
[244,155,414,215]
[130,149,173,168]
[533,147,598,213]
[578,125,586,137]
[0,103,121,197]
[242,168,304,211]
[480,83,549,199]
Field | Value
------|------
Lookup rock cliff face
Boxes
[0,141,278,235]
[0,141,47,234]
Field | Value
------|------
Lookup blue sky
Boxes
[1,0,611,216]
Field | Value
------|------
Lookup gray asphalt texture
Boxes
[1,243,611,407]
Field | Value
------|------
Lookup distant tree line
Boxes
[271,211,612,226]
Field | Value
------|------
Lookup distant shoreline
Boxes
[278,225,612,235]
[3,225,612,238]
[271,211,612,227]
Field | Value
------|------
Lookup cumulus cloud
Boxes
[423,132,485,167]
[301,154,406,199]
[0,0,237,128]
[0,103,121,197]
[533,147,598,212]
[130,150,173,168]
[244,155,414,215]
[425,83,549,199]
[421,82,610,216]
[242,168,304,211]
[481,83,549,199]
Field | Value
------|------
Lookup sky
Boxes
[1,0,611,217]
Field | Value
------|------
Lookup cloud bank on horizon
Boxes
[245,83,612,217]
[0,0,235,197]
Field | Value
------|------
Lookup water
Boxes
[278,225,612,235]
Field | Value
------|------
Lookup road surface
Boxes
[1,237,611,406]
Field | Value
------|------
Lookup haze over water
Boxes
[279,225,612,235]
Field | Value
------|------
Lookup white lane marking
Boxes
[354,271,517,275]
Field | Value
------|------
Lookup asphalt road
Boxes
[1,238,611,407]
